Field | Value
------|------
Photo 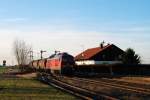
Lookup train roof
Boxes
[49,52,72,59]
[30,52,73,62]
[31,58,47,62]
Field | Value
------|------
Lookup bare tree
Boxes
[13,39,32,67]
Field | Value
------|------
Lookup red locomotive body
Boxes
[46,58,61,71]
[30,52,75,75]
[46,52,74,74]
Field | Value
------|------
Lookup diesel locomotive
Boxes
[29,52,75,75]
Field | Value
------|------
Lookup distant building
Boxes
[75,44,125,65]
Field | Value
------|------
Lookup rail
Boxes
[56,76,150,95]
[53,75,150,100]
[38,73,118,100]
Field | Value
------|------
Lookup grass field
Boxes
[0,66,19,74]
[0,67,9,73]
[0,67,77,100]
[0,78,77,100]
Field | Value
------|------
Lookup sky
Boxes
[0,0,150,65]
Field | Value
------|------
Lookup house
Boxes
[75,44,124,65]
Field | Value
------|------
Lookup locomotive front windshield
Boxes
[62,54,75,65]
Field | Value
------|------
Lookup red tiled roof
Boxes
[75,44,113,60]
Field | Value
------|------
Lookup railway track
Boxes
[68,77,150,95]
[53,75,150,99]
[38,73,118,100]
[91,78,150,93]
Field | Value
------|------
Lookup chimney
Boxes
[100,41,105,48]
[100,43,103,48]
[107,43,110,45]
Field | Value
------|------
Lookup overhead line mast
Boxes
[40,50,46,59]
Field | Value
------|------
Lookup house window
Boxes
[102,54,106,59]
[118,55,122,59]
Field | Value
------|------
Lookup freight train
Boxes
[29,52,75,75]
[29,52,123,76]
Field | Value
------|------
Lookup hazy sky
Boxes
[0,0,150,65]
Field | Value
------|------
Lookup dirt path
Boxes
[114,77,150,85]
[16,73,37,79]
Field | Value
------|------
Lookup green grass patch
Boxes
[0,66,20,74]
[0,77,77,100]
[0,67,8,74]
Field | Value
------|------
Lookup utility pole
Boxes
[40,50,46,59]
[29,51,33,61]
